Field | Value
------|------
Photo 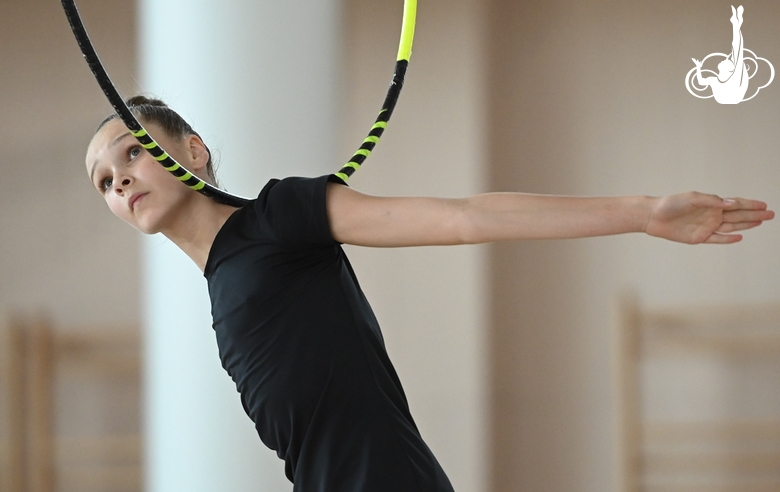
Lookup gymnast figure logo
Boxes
[685,5,774,104]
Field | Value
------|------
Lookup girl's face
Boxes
[86,119,208,234]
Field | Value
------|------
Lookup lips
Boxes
[129,192,148,211]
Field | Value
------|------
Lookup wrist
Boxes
[633,195,656,234]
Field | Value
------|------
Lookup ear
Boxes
[185,134,210,174]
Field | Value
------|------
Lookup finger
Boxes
[704,232,743,244]
[717,221,765,233]
[722,197,769,211]
[722,209,775,222]
[691,192,731,208]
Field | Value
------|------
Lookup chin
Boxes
[120,214,163,235]
[138,217,167,235]
[137,224,162,235]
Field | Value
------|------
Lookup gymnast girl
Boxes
[85,96,773,491]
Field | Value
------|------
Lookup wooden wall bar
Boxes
[0,317,140,492]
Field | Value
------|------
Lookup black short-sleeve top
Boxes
[203,175,454,492]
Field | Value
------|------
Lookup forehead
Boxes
[93,118,130,147]
[85,119,131,171]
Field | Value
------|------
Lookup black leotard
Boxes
[204,175,454,492]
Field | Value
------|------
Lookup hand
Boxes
[644,192,773,244]
[692,58,702,68]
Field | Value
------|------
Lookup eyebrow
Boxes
[90,132,135,182]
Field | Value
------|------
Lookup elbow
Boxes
[429,198,478,246]
[453,197,483,245]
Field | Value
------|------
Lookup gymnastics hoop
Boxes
[334,1,417,182]
[61,0,417,207]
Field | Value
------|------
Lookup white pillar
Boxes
[138,1,341,490]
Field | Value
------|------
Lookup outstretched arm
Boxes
[326,184,773,247]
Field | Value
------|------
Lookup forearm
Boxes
[461,193,654,243]
[327,184,655,247]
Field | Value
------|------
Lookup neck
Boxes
[159,192,239,272]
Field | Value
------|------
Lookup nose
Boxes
[114,176,133,195]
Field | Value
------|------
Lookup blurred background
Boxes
[1,0,779,491]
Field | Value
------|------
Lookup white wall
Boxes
[139,1,340,490]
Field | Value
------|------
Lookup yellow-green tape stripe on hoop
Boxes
[397,0,417,62]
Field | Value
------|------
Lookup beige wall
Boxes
[488,1,780,491]
[0,1,142,489]
[0,0,139,328]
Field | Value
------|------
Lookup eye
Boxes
[128,145,143,159]
[99,177,113,192]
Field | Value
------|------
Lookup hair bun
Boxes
[126,95,168,108]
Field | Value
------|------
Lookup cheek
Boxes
[147,164,196,200]
[106,196,131,223]
[142,159,180,189]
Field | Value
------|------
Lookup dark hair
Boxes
[97,96,218,185]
